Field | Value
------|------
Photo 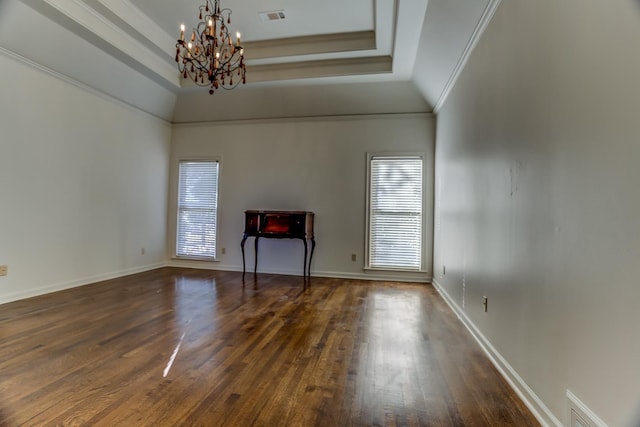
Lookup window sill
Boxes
[172,256,219,262]
[361,267,431,283]
[364,266,425,273]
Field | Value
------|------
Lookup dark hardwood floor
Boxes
[0,268,539,426]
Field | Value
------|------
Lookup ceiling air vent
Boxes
[259,10,286,22]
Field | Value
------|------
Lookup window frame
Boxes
[171,157,222,261]
[365,152,426,272]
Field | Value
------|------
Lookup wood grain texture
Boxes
[0,268,539,426]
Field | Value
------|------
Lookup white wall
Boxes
[173,82,430,123]
[424,0,640,426]
[170,114,434,281]
[0,51,171,304]
[0,0,177,121]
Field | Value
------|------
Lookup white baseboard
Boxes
[1,262,430,306]
[166,260,309,277]
[432,279,562,427]
[165,260,431,283]
[166,260,243,272]
[313,270,431,283]
[0,263,165,305]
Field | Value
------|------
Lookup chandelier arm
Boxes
[218,57,243,71]
[189,58,210,74]
[181,62,210,87]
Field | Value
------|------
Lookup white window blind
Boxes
[367,155,423,270]
[176,160,219,259]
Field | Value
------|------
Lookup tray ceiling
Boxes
[0,0,494,121]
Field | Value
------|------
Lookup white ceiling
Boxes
[0,0,493,122]
[130,0,375,42]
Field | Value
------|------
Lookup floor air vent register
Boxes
[566,391,607,427]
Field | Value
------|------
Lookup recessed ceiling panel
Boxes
[129,0,374,42]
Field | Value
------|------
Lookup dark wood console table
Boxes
[241,210,315,283]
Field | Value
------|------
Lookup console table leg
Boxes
[254,236,259,276]
[302,238,308,285]
[241,234,248,281]
[308,238,316,282]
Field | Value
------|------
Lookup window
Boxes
[176,160,220,259]
[366,154,424,271]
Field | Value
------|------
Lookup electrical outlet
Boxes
[0,265,7,276]
[221,247,226,255]
[351,253,356,262]
[442,265,446,276]
[483,296,488,312]
[141,247,145,255]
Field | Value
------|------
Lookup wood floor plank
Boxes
[0,268,540,426]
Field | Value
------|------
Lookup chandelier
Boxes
[175,0,246,95]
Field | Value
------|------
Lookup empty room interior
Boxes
[1,0,639,426]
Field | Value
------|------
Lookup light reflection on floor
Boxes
[363,291,424,408]
[161,277,219,378]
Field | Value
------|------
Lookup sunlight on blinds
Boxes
[177,161,219,259]
[368,156,423,270]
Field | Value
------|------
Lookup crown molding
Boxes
[172,112,433,127]
[433,0,502,114]
[0,45,172,125]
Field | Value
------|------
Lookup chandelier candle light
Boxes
[175,0,246,94]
